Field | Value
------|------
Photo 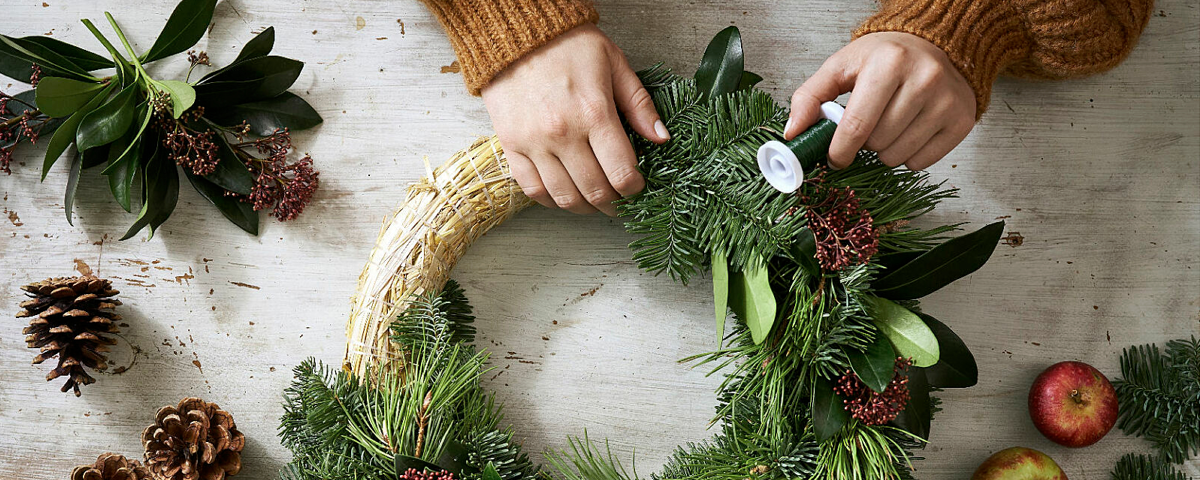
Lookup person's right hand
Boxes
[481,24,670,216]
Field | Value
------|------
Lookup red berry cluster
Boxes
[0,91,44,174]
[397,468,457,480]
[800,178,879,271]
[240,128,319,221]
[833,357,913,425]
[157,107,221,175]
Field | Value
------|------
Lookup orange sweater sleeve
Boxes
[419,0,599,95]
[855,0,1154,116]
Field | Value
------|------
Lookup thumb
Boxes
[786,56,853,139]
[610,52,669,144]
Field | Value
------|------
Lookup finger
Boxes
[863,85,926,152]
[589,120,645,197]
[560,141,621,216]
[506,151,554,209]
[904,130,965,171]
[876,111,942,167]
[610,51,669,143]
[827,65,902,169]
[532,153,597,215]
[786,55,853,139]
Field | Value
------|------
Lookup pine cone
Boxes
[71,453,151,480]
[142,397,245,480]
[17,276,122,396]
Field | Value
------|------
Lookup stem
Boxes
[81,19,134,84]
[2,113,34,128]
[105,12,149,81]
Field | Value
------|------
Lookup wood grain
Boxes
[1,0,1197,478]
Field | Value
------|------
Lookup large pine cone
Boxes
[71,453,151,480]
[142,397,245,480]
[17,276,121,396]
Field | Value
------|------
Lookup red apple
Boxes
[1028,360,1118,447]
[971,447,1068,480]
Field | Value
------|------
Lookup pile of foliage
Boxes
[0,0,322,238]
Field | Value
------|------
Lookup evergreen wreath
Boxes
[281,28,1006,480]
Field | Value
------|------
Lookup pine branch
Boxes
[1110,453,1187,480]
[1114,336,1200,463]
[546,433,639,480]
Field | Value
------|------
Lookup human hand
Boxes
[784,32,976,170]
[482,24,669,216]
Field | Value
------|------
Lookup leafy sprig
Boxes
[0,0,323,239]
[1114,336,1200,464]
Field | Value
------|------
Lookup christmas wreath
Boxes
[279,28,1006,480]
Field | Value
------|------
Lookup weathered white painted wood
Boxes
[1,0,1196,478]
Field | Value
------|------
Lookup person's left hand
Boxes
[784,32,977,170]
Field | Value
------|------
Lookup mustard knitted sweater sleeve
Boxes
[418,0,598,95]
[420,0,1153,117]
[855,0,1154,116]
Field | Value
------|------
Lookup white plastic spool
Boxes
[756,101,845,193]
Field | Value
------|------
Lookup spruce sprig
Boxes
[1113,336,1200,463]
[1110,453,1187,480]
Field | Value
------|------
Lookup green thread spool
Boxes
[757,102,844,193]
[784,119,837,172]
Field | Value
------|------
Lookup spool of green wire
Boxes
[783,118,837,172]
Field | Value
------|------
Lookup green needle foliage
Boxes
[1110,453,1187,480]
[1113,336,1200,464]
[279,281,540,480]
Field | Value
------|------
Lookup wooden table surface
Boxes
[2,1,1197,478]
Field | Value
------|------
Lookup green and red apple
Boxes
[1028,361,1118,447]
[971,447,1068,480]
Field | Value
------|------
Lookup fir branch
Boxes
[1114,336,1200,463]
[1110,453,1187,480]
[546,433,639,480]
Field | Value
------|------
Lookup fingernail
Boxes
[784,117,795,137]
[654,120,670,140]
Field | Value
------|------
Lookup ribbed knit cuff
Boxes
[854,0,1033,118]
[422,0,599,95]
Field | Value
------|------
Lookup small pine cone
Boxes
[142,397,245,480]
[71,453,151,480]
[17,276,122,396]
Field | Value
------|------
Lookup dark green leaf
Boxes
[0,35,95,81]
[141,0,219,63]
[848,332,897,393]
[185,169,258,235]
[205,92,322,134]
[434,440,470,475]
[736,71,763,91]
[206,129,255,195]
[865,295,940,367]
[81,144,110,169]
[872,222,1005,300]
[17,36,111,71]
[694,26,743,102]
[121,151,178,240]
[35,76,106,118]
[712,249,729,345]
[919,313,978,388]
[789,227,820,277]
[875,250,923,274]
[195,56,303,107]
[393,454,443,474]
[76,82,138,151]
[812,378,850,442]
[104,127,143,212]
[64,150,83,225]
[890,366,932,440]
[200,27,275,82]
[42,83,115,180]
